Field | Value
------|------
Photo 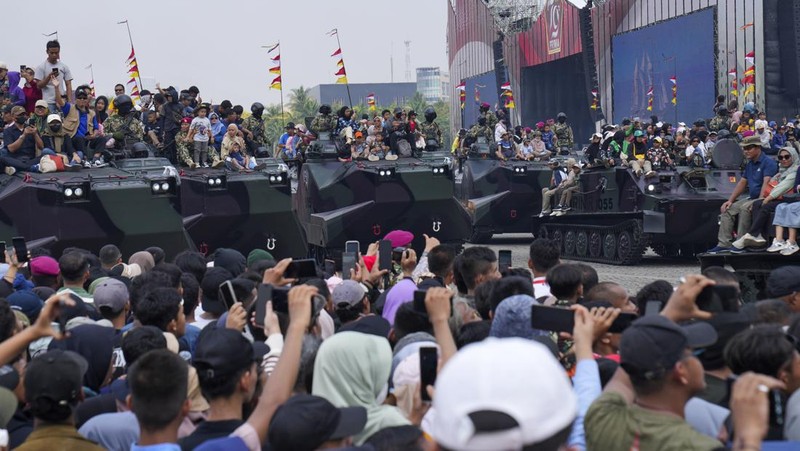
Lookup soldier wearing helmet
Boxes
[553,112,574,155]
[310,104,337,136]
[420,107,442,151]
[241,102,267,155]
[103,94,145,156]
[479,102,498,130]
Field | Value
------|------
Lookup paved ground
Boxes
[474,233,702,295]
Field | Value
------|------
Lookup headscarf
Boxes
[129,251,155,273]
[768,146,800,199]
[312,332,410,445]
[381,279,416,325]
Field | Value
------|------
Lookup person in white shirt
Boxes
[528,238,560,300]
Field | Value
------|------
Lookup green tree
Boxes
[287,86,319,125]
[405,91,429,116]
[263,103,290,151]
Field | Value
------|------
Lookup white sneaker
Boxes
[4,167,15,176]
[539,210,551,218]
[732,233,754,249]
[743,233,767,247]
[767,240,787,253]
[781,242,800,256]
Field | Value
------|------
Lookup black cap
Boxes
[25,350,88,412]
[200,267,233,316]
[0,365,19,391]
[338,315,391,338]
[620,315,717,381]
[268,394,367,451]
[766,266,800,298]
[285,122,296,130]
[193,328,268,380]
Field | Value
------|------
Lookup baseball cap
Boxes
[653,137,663,143]
[384,230,414,248]
[46,114,62,124]
[34,100,48,109]
[200,267,233,315]
[193,328,268,380]
[268,394,368,450]
[633,130,645,137]
[7,290,44,323]
[431,338,576,450]
[0,62,6,70]
[766,266,800,298]
[547,159,559,166]
[285,122,296,129]
[592,132,603,139]
[619,315,717,382]
[30,256,59,277]
[25,350,88,414]
[333,280,366,308]
[93,278,129,313]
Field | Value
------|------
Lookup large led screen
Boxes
[460,71,499,129]
[612,8,716,124]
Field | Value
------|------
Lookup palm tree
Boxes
[263,103,290,150]
[405,91,430,116]
[287,86,320,124]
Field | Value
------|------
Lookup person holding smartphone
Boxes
[1,105,44,173]
[34,40,74,112]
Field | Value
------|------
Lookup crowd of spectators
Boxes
[0,229,790,450]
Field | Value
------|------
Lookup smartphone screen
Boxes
[270,286,290,313]
[413,290,428,313]
[0,242,5,264]
[498,250,512,273]
[285,259,317,280]
[52,68,59,75]
[11,237,27,264]
[379,240,392,271]
[254,284,271,327]
[345,240,360,255]
[218,280,237,310]
[531,305,637,333]
[342,252,357,280]
[696,285,740,313]
[419,347,438,402]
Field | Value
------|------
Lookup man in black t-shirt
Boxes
[178,328,268,451]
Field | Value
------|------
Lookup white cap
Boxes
[678,122,687,127]
[656,122,663,128]
[0,62,7,70]
[592,132,603,139]
[46,114,62,123]
[430,338,577,450]
[755,119,768,130]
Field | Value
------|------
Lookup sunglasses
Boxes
[778,154,792,161]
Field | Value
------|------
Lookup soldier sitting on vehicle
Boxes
[466,117,494,149]
[551,159,582,216]
[241,102,268,156]
[310,104,337,136]
[104,94,146,159]
[420,108,442,151]
[539,159,568,217]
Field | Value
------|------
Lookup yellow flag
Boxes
[336,76,348,84]
[270,83,282,90]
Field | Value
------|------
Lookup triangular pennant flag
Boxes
[744,66,755,76]
[669,76,677,84]
[270,82,282,90]
[126,47,136,63]
[271,75,282,85]
[336,76,348,84]
[745,51,755,65]
[500,82,511,91]
[271,54,281,62]
[591,89,598,97]
[128,65,139,73]
[744,84,755,97]
[456,82,466,91]
[269,67,281,74]
[646,87,654,96]
[336,59,345,68]
[331,48,342,57]
[265,43,279,53]
[127,75,139,82]
[335,67,347,76]
[727,68,737,77]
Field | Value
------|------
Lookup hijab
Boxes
[129,251,155,273]
[48,324,117,392]
[312,332,410,445]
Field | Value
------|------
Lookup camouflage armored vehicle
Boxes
[456,138,549,242]
[534,140,743,264]
[116,158,307,259]
[296,133,472,258]
[0,166,192,257]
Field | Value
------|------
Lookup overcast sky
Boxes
[4,0,449,106]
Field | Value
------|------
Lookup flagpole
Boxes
[118,20,143,92]
[42,31,59,41]
[333,30,353,107]
[278,41,285,129]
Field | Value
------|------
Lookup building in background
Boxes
[416,67,450,103]
[448,0,795,139]
[309,83,417,108]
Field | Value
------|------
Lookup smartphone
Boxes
[11,237,27,264]
[51,68,59,76]
[19,65,25,72]
[726,376,785,430]
[379,240,393,271]
[530,305,638,334]
[342,252,357,280]
[419,347,438,402]
[413,289,428,313]
[285,259,317,280]
[324,259,335,278]
[254,284,271,327]
[695,285,740,313]
[218,280,237,310]
[0,242,5,264]
[498,250,512,273]
[392,247,406,263]
[270,286,290,313]
[345,240,360,255]
[644,300,662,317]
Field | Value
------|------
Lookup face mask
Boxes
[15,116,27,125]
[49,124,62,132]
[558,117,566,124]
[141,95,151,104]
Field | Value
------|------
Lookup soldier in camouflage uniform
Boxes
[420,107,442,151]
[708,107,731,133]
[176,117,223,168]
[553,112,574,155]
[467,117,494,148]
[104,95,145,156]
[310,104,337,136]
[242,102,268,155]
[479,103,498,131]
